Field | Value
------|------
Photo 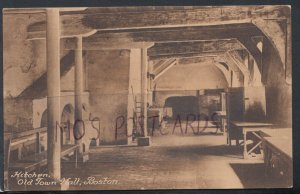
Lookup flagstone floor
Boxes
[60,127,286,190]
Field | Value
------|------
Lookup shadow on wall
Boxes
[164,96,199,120]
[101,101,128,145]
[244,101,266,122]
[263,39,292,127]
[265,85,292,127]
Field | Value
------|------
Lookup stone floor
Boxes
[59,126,286,190]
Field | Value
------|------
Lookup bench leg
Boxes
[75,149,78,168]
[243,132,247,159]
[17,147,22,160]
[4,175,9,190]
[228,133,231,146]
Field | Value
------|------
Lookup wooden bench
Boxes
[10,144,79,172]
[10,127,47,159]
[8,127,79,173]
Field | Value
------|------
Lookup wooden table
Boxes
[230,121,273,158]
[260,128,292,186]
[260,128,291,138]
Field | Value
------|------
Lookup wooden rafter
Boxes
[153,59,177,80]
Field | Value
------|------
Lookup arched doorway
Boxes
[61,104,75,145]
[40,109,47,128]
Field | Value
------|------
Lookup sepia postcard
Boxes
[2,5,292,191]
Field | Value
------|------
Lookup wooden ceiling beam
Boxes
[59,23,260,51]
[62,38,154,50]
[26,5,289,39]
[149,52,224,61]
[178,56,216,65]
[83,23,262,43]
[148,39,243,58]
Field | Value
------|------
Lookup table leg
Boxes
[227,135,229,145]
[227,130,231,146]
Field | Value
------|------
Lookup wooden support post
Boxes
[221,92,226,133]
[141,47,148,137]
[74,36,84,154]
[46,8,61,180]
[148,61,153,106]
[138,47,150,146]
